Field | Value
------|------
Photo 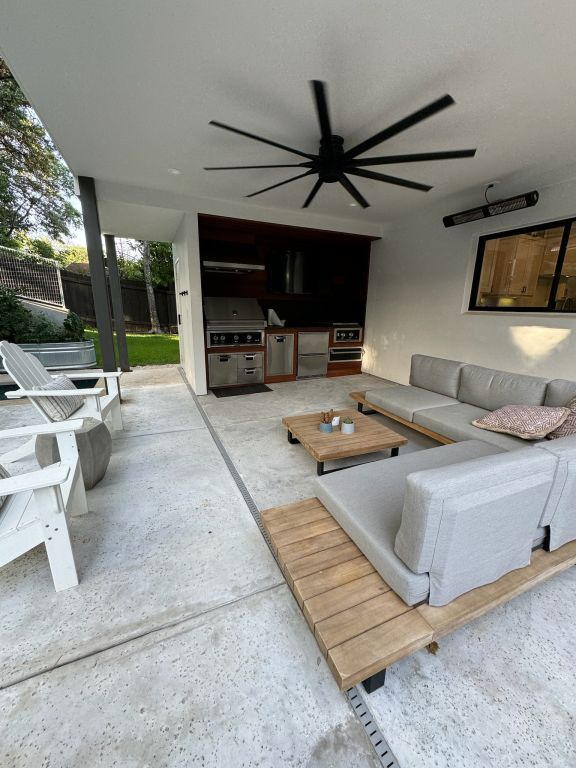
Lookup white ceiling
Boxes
[2,0,576,226]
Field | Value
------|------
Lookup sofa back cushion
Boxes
[458,364,548,410]
[534,434,576,549]
[544,378,576,407]
[409,355,465,398]
[394,449,556,605]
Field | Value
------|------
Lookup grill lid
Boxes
[203,297,266,329]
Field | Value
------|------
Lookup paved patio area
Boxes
[1,366,574,767]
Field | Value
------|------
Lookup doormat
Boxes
[211,384,272,398]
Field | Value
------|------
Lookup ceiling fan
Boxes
[205,81,476,209]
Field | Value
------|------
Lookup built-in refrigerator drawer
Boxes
[297,331,329,355]
[238,366,264,384]
[208,353,238,387]
[238,352,263,370]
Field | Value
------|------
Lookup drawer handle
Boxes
[244,369,256,375]
[245,355,255,360]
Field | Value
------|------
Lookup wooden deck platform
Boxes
[261,497,576,690]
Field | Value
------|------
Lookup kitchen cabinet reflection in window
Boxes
[470,218,576,312]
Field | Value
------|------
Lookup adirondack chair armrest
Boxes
[0,463,70,495]
[63,370,122,380]
[0,420,84,441]
[5,388,105,399]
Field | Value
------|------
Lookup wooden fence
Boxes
[61,271,177,333]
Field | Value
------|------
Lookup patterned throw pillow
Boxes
[548,396,576,439]
[472,404,570,440]
[37,375,84,421]
[0,464,10,509]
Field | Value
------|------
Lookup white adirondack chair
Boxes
[0,341,123,462]
[0,420,88,591]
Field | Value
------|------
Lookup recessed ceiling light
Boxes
[349,202,357,207]
[168,168,182,175]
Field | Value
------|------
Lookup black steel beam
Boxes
[78,177,116,372]
[104,234,130,372]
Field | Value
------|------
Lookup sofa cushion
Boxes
[472,405,570,440]
[395,449,557,605]
[365,385,459,422]
[409,354,465,398]
[458,364,548,410]
[314,439,502,605]
[534,434,576,548]
[413,403,528,450]
[544,379,576,407]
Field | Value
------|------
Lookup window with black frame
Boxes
[469,218,576,312]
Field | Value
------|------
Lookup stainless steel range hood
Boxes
[203,260,265,274]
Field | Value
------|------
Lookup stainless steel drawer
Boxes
[208,353,238,387]
[238,366,264,384]
[238,352,263,370]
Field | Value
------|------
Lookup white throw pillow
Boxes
[37,375,84,421]
[472,404,570,440]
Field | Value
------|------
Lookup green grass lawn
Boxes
[85,327,180,367]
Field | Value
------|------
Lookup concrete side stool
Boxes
[36,417,112,489]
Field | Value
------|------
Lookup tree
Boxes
[140,241,162,334]
[0,58,80,245]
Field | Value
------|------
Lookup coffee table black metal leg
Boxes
[287,430,300,445]
[357,402,364,413]
[317,461,324,476]
[391,447,399,457]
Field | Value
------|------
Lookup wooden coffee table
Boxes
[282,408,408,475]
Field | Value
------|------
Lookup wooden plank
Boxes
[271,517,341,551]
[315,591,412,656]
[261,497,323,523]
[327,611,434,689]
[348,391,454,445]
[265,504,329,535]
[293,556,375,608]
[418,540,576,640]
[286,541,362,587]
[277,527,351,566]
[303,572,391,627]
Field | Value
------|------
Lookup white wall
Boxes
[364,173,576,384]
[172,214,207,394]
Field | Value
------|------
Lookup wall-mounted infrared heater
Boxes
[443,190,539,228]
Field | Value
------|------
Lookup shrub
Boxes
[0,287,85,343]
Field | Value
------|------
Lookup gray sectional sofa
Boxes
[314,355,576,606]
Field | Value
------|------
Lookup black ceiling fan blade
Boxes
[350,149,477,167]
[337,174,370,208]
[209,120,316,160]
[205,163,312,170]
[346,167,432,192]
[245,169,315,198]
[302,178,324,208]
[311,80,333,146]
[344,94,455,159]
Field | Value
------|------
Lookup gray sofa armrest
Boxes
[395,449,557,605]
[534,435,576,549]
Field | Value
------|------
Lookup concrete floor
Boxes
[2,366,574,767]
[0,367,379,768]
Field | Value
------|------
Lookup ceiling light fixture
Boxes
[168,168,182,175]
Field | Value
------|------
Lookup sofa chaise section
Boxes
[314,439,504,605]
[412,403,527,450]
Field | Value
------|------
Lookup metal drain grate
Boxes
[345,685,400,767]
[180,369,401,768]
